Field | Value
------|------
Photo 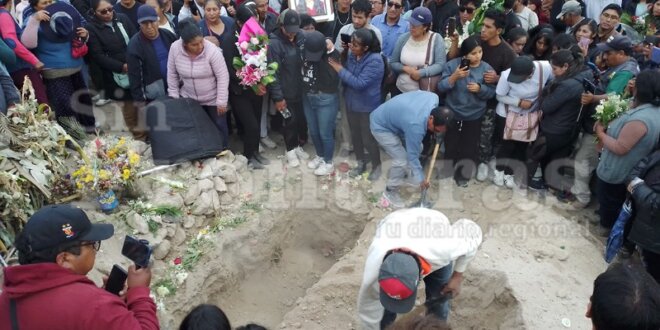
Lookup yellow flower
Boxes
[107,149,117,160]
[122,169,131,180]
[83,174,94,183]
[76,182,83,189]
[117,137,126,147]
[99,169,111,180]
[128,152,140,166]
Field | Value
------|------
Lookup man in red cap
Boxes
[0,204,158,330]
[357,207,482,329]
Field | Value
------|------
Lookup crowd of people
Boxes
[2,0,660,328]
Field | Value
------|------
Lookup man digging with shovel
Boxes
[356,208,483,329]
[370,90,454,208]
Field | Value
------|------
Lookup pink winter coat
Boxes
[167,39,229,107]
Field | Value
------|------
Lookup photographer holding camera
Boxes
[0,204,158,330]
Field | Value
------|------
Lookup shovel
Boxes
[416,136,441,208]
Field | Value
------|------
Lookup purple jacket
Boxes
[167,39,229,107]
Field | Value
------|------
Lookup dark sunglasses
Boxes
[97,7,113,15]
[387,1,402,9]
[459,6,475,14]
[79,241,102,251]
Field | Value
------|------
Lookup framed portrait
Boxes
[289,0,334,22]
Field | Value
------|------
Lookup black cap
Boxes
[19,204,114,252]
[508,56,534,83]
[378,252,420,313]
[278,9,301,34]
[597,35,632,53]
[304,31,326,62]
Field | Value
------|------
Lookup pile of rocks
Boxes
[123,151,249,261]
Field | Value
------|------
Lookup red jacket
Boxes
[0,263,159,330]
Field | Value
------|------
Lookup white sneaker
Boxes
[295,146,309,160]
[503,174,515,189]
[493,170,504,186]
[307,155,323,169]
[286,149,300,168]
[314,161,334,176]
[476,163,489,181]
[260,136,277,149]
[95,98,112,106]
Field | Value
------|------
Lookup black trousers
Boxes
[229,91,262,159]
[445,118,481,181]
[597,177,626,228]
[526,130,576,189]
[280,100,306,151]
[347,111,381,167]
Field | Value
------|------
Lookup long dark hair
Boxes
[524,26,554,60]
[352,28,381,53]
[179,304,231,330]
[178,18,203,43]
[550,46,584,79]
[635,70,660,106]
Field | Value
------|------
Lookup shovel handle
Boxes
[425,142,441,183]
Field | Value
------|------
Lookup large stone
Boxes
[151,190,184,209]
[213,177,227,193]
[183,183,201,206]
[197,164,215,180]
[211,189,221,212]
[172,226,187,246]
[183,215,195,229]
[198,178,215,192]
[233,154,248,172]
[153,240,172,260]
[126,211,149,234]
[192,190,219,216]
[216,162,238,183]
[226,182,240,197]
[218,150,236,163]
[220,193,233,205]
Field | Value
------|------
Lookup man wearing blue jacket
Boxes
[370,90,451,208]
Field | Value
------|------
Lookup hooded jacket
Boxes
[0,263,158,330]
[267,28,305,102]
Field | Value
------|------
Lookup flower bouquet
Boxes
[593,93,629,125]
[71,136,141,210]
[467,0,504,35]
[232,34,279,93]
[621,13,656,38]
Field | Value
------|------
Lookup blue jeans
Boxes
[0,72,18,114]
[380,263,453,329]
[303,92,338,163]
[371,130,414,190]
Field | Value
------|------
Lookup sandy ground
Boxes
[8,104,607,329]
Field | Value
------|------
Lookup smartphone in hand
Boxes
[340,33,351,44]
[460,58,470,69]
[582,78,596,94]
[447,17,456,36]
[121,235,152,269]
[105,264,128,296]
[578,37,590,48]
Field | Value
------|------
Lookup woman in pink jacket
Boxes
[167,18,230,149]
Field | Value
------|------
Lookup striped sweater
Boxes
[167,38,229,107]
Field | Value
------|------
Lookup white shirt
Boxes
[515,6,538,31]
[357,208,483,330]
[587,0,621,23]
[495,60,553,117]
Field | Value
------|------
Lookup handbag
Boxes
[112,21,131,89]
[71,37,88,58]
[503,62,544,142]
[418,33,440,93]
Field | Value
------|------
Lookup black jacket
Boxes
[540,67,592,136]
[220,22,245,95]
[303,49,340,94]
[628,150,660,254]
[267,28,305,102]
[86,13,137,98]
[126,29,178,101]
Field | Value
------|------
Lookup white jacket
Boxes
[356,208,483,330]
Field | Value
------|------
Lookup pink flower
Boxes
[173,257,182,265]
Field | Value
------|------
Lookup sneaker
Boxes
[254,152,270,165]
[350,161,367,178]
[307,155,323,169]
[368,166,382,181]
[382,189,405,208]
[314,161,334,176]
[295,146,309,160]
[476,163,489,181]
[260,136,277,149]
[503,174,515,189]
[493,170,504,186]
[248,157,265,170]
[286,149,300,168]
[455,178,469,187]
[95,98,112,106]
[528,178,548,191]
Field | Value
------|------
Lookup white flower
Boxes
[156,286,170,297]
[250,37,259,45]
[595,104,604,114]
[175,271,188,284]
[239,41,249,50]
